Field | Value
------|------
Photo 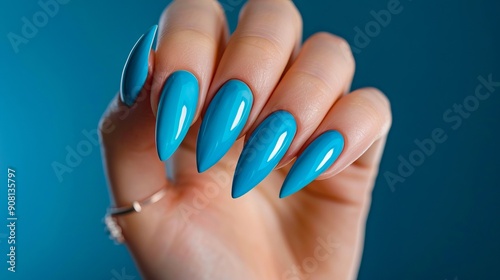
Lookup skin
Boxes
[99,0,392,279]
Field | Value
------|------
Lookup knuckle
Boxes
[234,1,301,60]
[161,0,225,40]
[308,32,345,48]
[160,1,176,21]
[309,32,338,43]
[293,68,339,97]
[282,0,303,30]
[174,28,217,47]
[242,0,302,37]
[309,32,355,66]
[249,0,302,23]
[365,87,391,114]
[236,33,286,59]
[158,9,219,49]
[355,88,392,127]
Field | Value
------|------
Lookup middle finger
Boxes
[196,0,303,172]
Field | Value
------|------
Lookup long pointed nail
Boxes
[232,111,297,198]
[196,80,253,172]
[279,130,344,198]
[120,25,158,106]
[156,70,199,161]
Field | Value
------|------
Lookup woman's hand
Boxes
[100,0,391,279]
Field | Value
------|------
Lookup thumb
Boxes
[99,38,174,249]
[99,90,167,208]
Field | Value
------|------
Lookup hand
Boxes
[100,0,391,279]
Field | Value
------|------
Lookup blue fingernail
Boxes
[279,130,344,198]
[197,80,253,173]
[156,70,199,161]
[120,25,158,106]
[232,111,297,198]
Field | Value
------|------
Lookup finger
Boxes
[277,89,391,279]
[317,88,392,178]
[279,88,392,199]
[205,0,302,126]
[230,33,355,197]
[99,19,184,252]
[99,91,179,257]
[252,32,355,165]
[102,27,163,206]
[195,0,303,171]
[150,0,228,160]
[151,0,227,116]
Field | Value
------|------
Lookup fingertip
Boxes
[310,87,392,181]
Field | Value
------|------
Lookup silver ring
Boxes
[104,186,168,244]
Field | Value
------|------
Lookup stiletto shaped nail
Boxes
[279,130,344,198]
[156,70,199,161]
[232,111,297,198]
[120,25,158,106]
[197,80,253,172]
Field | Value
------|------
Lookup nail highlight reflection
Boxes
[279,130,344,198]
[232,111,297,198]
[196,80,253,172]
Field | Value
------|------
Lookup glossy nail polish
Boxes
[197,80,253,172]
[156,70,199,161]
[120,25,158,106]
[279,130,344,198]
[232,111,297,198]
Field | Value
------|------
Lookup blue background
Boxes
[1,0,499,279]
